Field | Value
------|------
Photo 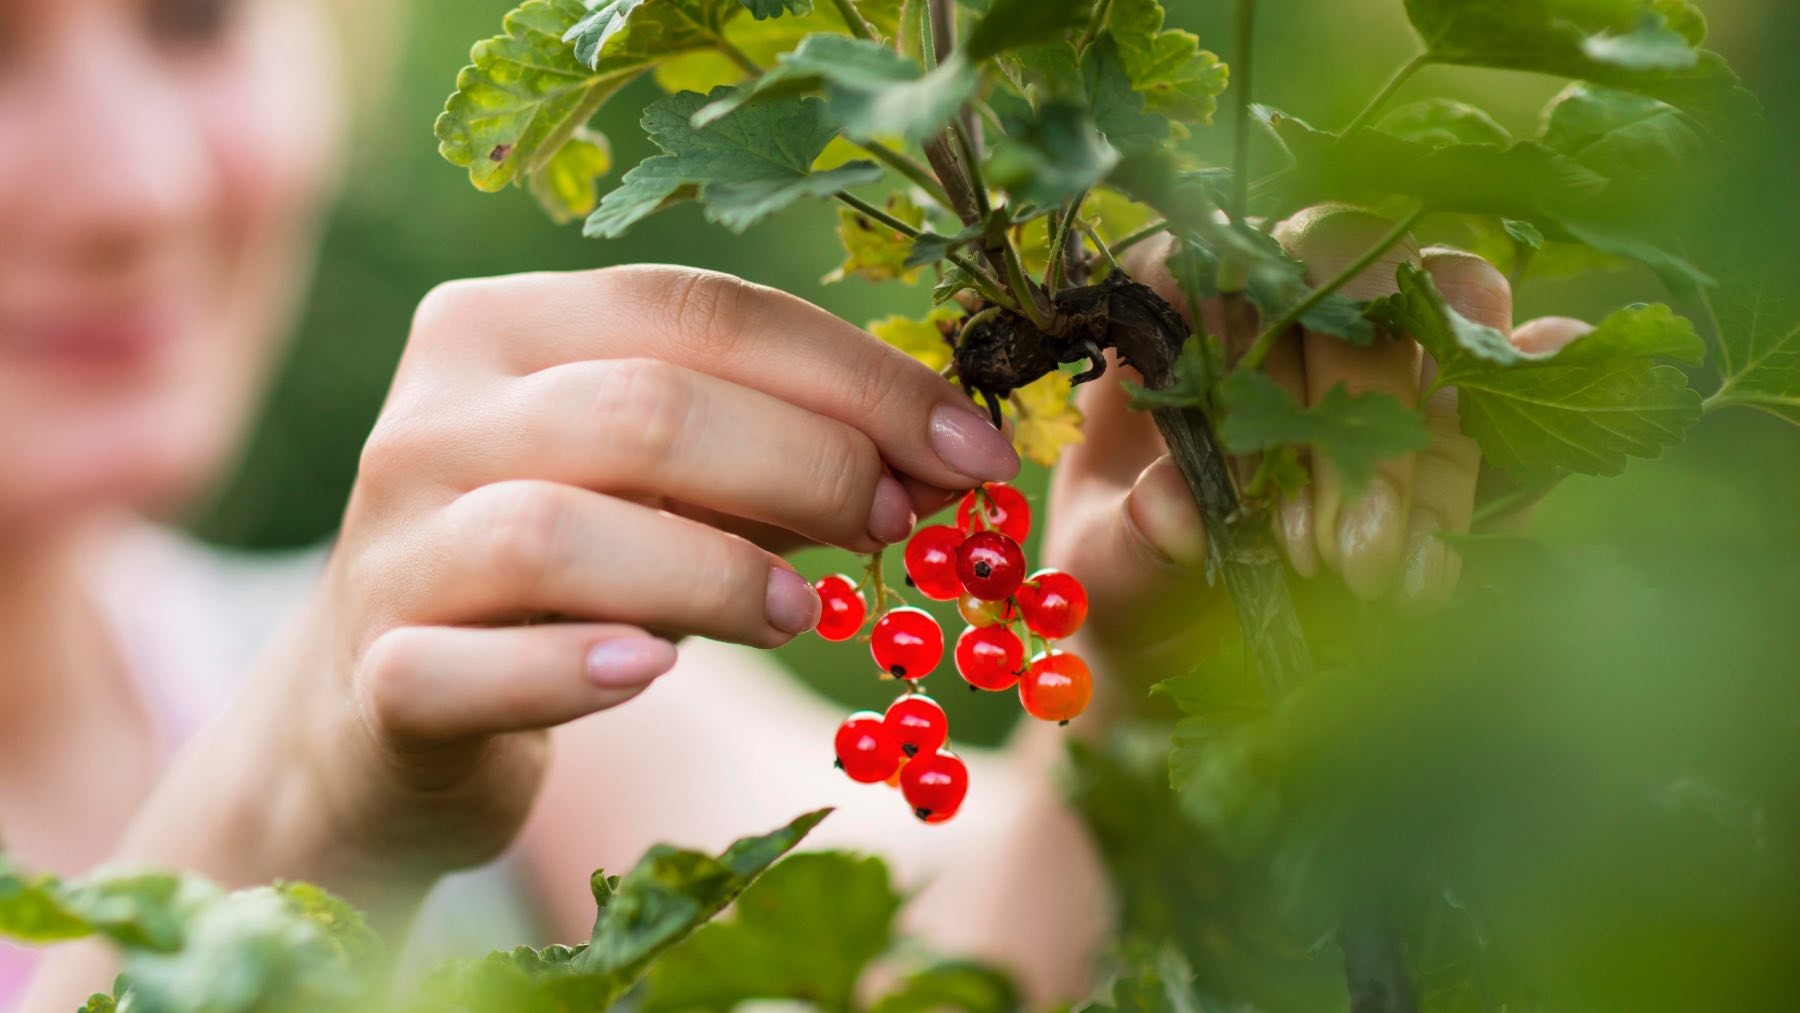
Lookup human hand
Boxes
[264,265,1019,881]
[1040,205,1593,685]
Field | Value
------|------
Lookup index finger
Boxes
[416,266,1020,492]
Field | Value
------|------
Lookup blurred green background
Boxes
[190,0,1800,756]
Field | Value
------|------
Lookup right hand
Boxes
[269,265,1020,880]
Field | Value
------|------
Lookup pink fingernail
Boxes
[929,403,1020,483]
[766,567,821,635]
[586,637,679,688]
[867,474,914,544]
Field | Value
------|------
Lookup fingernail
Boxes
[867,474,914,544]
[1398,512,1456,614]
[765,566,822,635]
[929,403,1020,483]
[1279,493,1319,579]
[586,637,679,688]
[1127,459,1207,568]
[1337,478,1404,600]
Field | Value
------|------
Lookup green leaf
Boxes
[586,89,883,237]
[435,0,640,196]
[1218,371,1432,498]
[1707,276,1800,423]
[739,0,811,16]
[1259,106,1714,296]
[564,0,739,71]
[692,34,977,143]
[1400,0,1755,125]
[825,192,926,283]
[526,131,612,224]
[1539,82,1705,181]
[1375,98,1512,147]
[987,100,1119,205]
[422,809,832,1012]
[1369,263,1703,479]
[1104,0,1229,123]
[1101,940,1208,1013]
[643,852,902,1011]
[964,0,1094,62]
[0,856,95,943]
[872,961,1023,1013]
[1082,33,1170,154]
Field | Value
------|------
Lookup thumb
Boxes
[1044,452,1227,678]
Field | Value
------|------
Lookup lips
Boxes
[0,301,181,377]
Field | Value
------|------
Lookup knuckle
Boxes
[655,268,758,359]
[807,430,880,533]
[588,358,693,470]
[457,481,574,597]
[359,628,430,741]
[690,538,765,624]
[1276,204,1422,300]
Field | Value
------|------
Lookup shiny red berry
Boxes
[956,483,1031,542]
[1016,570,1089,640]
[834,712,902,783]
[1019,651,1093,725]
[813,574,867,642]
[957,592,1018,628]
[900,749,969,823]
[903,525,966,601]
[955,530,1026,601]
[955,625,1025,691]
[869,607,944,680]
[883,693,948,756]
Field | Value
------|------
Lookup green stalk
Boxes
[1077,0,1115,51]
[828,0,878,41]
[1109,219,1171,257]
[834,192,1020,312]
[1229,0,1257,222]
[1238,205,1424,371]
[1340,52,1431,136]
[857,141,954,209]
[714,35,762,77]
[1044,196,1087,292]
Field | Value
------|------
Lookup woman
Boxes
[1,0,1581,1007]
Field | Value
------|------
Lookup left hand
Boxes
[1040,206,1589,689]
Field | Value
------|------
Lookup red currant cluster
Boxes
[815,482,1092,824]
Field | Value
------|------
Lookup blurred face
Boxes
[0,0,342,526]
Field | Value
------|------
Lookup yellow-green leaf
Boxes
[1009,374,1086,467]
[527,131,613,223]
[825,193,926,284]
[867,306,962,372]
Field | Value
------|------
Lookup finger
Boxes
[1399,249,1511,612]
[480,358,908,550]
[1045,454,1215,665]
[1512,316,1594,355]
[1115,232,1317,576]
[390,480,821,648]
[411,267,1019,491]
[1275,205,1424,600]
[358,624,676,746]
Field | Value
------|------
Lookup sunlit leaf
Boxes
[435,0,640,197]
[1082,33,1170,154]
[526,131,613,223]
[868,306,962,372]
[1376,98,1512,147]
[825,192,927,283]
[1009,373,1087,467]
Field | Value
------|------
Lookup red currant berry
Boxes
[956,483,1031,542]
[883,693,948,756]
[813,574,867,642]
[834,712,902,783]
[869,607,944,680]
[1019,651,1093,725]
[900,749,969,823]
[956,592,1018,628]
[955,625,1025,691]
[902,525,966,601]
[955,530,1026,601]
[1016,570,1089,640]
